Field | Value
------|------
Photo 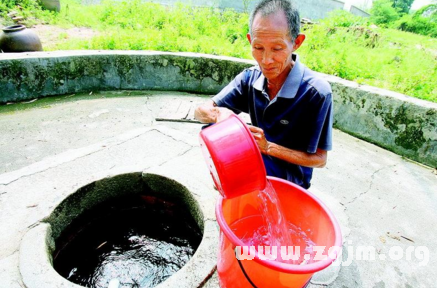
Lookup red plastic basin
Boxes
[199,114,266,198]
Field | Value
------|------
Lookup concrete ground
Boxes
[0,91,436,288]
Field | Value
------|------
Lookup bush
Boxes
[418,4,437,21]
[395,15,437,37]
[394,4,437,37]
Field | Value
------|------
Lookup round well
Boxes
[19,172,217,288]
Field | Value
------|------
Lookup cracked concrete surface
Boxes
[342,164,398,207]
[308,121,437,287]
[0,91,436,288]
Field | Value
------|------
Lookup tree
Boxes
[370,0,401,24]
[393,0,414,14]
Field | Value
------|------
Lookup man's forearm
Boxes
[266,142,327,168]
[249,125,328,168]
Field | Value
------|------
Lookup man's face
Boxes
[248,11,295,83]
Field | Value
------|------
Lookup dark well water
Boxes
[53,195,202,288]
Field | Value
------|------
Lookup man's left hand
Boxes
[248,125,270,154]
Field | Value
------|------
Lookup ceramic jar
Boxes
[0,25,43,52]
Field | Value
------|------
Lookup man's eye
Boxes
[273,47,283,51]
[254,46,263,50]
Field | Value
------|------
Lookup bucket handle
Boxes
[234,247,313,288]
[234,247,259,288]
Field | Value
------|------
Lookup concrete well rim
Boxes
[19,171,218,288]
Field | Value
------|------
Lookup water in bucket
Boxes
[232,180,317,265]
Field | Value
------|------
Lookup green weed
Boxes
[300,12,437,102]
[2,0,436,102]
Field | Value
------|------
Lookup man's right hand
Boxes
[194,100,235,123]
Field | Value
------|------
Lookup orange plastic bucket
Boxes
[199,114,266,198]
[216,177,342,288]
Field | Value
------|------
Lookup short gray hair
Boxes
[249,0,301,41]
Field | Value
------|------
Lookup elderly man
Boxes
[194,0,333,189]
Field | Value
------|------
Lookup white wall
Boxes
[346,0,373,10]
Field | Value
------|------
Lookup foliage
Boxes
[414,3,437,22]
[393,4,437,37]
[299,11,437,103]
[1,0,38,9]
[0,0,56,26]
[393,0,414,14]
[46,0,251,58]
[370,0,401,25]
[370,1,437,38]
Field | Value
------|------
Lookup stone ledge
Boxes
[1,51,435,167]
[323,73,437,168]
[0,51,255,104]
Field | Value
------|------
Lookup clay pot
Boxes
[40,0,61,12]
[0,25,43,53]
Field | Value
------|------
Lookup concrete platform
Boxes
[0,91,436,288]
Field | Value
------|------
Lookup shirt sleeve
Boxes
[212,69,250,114]
[307,92,333,153]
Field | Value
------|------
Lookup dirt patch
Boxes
[30,24,99,50]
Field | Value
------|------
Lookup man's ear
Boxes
[247,33,252,44]
[293,34,306,51]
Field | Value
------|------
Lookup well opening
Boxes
[44,172,204,288]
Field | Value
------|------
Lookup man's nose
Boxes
[262,51,274,65]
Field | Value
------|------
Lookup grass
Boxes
[2,0,437,103]
[43,0,251,58]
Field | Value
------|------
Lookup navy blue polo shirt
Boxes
[212,54,333,188]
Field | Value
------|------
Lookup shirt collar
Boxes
[253,54,304,99]
[253,73,265,91]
